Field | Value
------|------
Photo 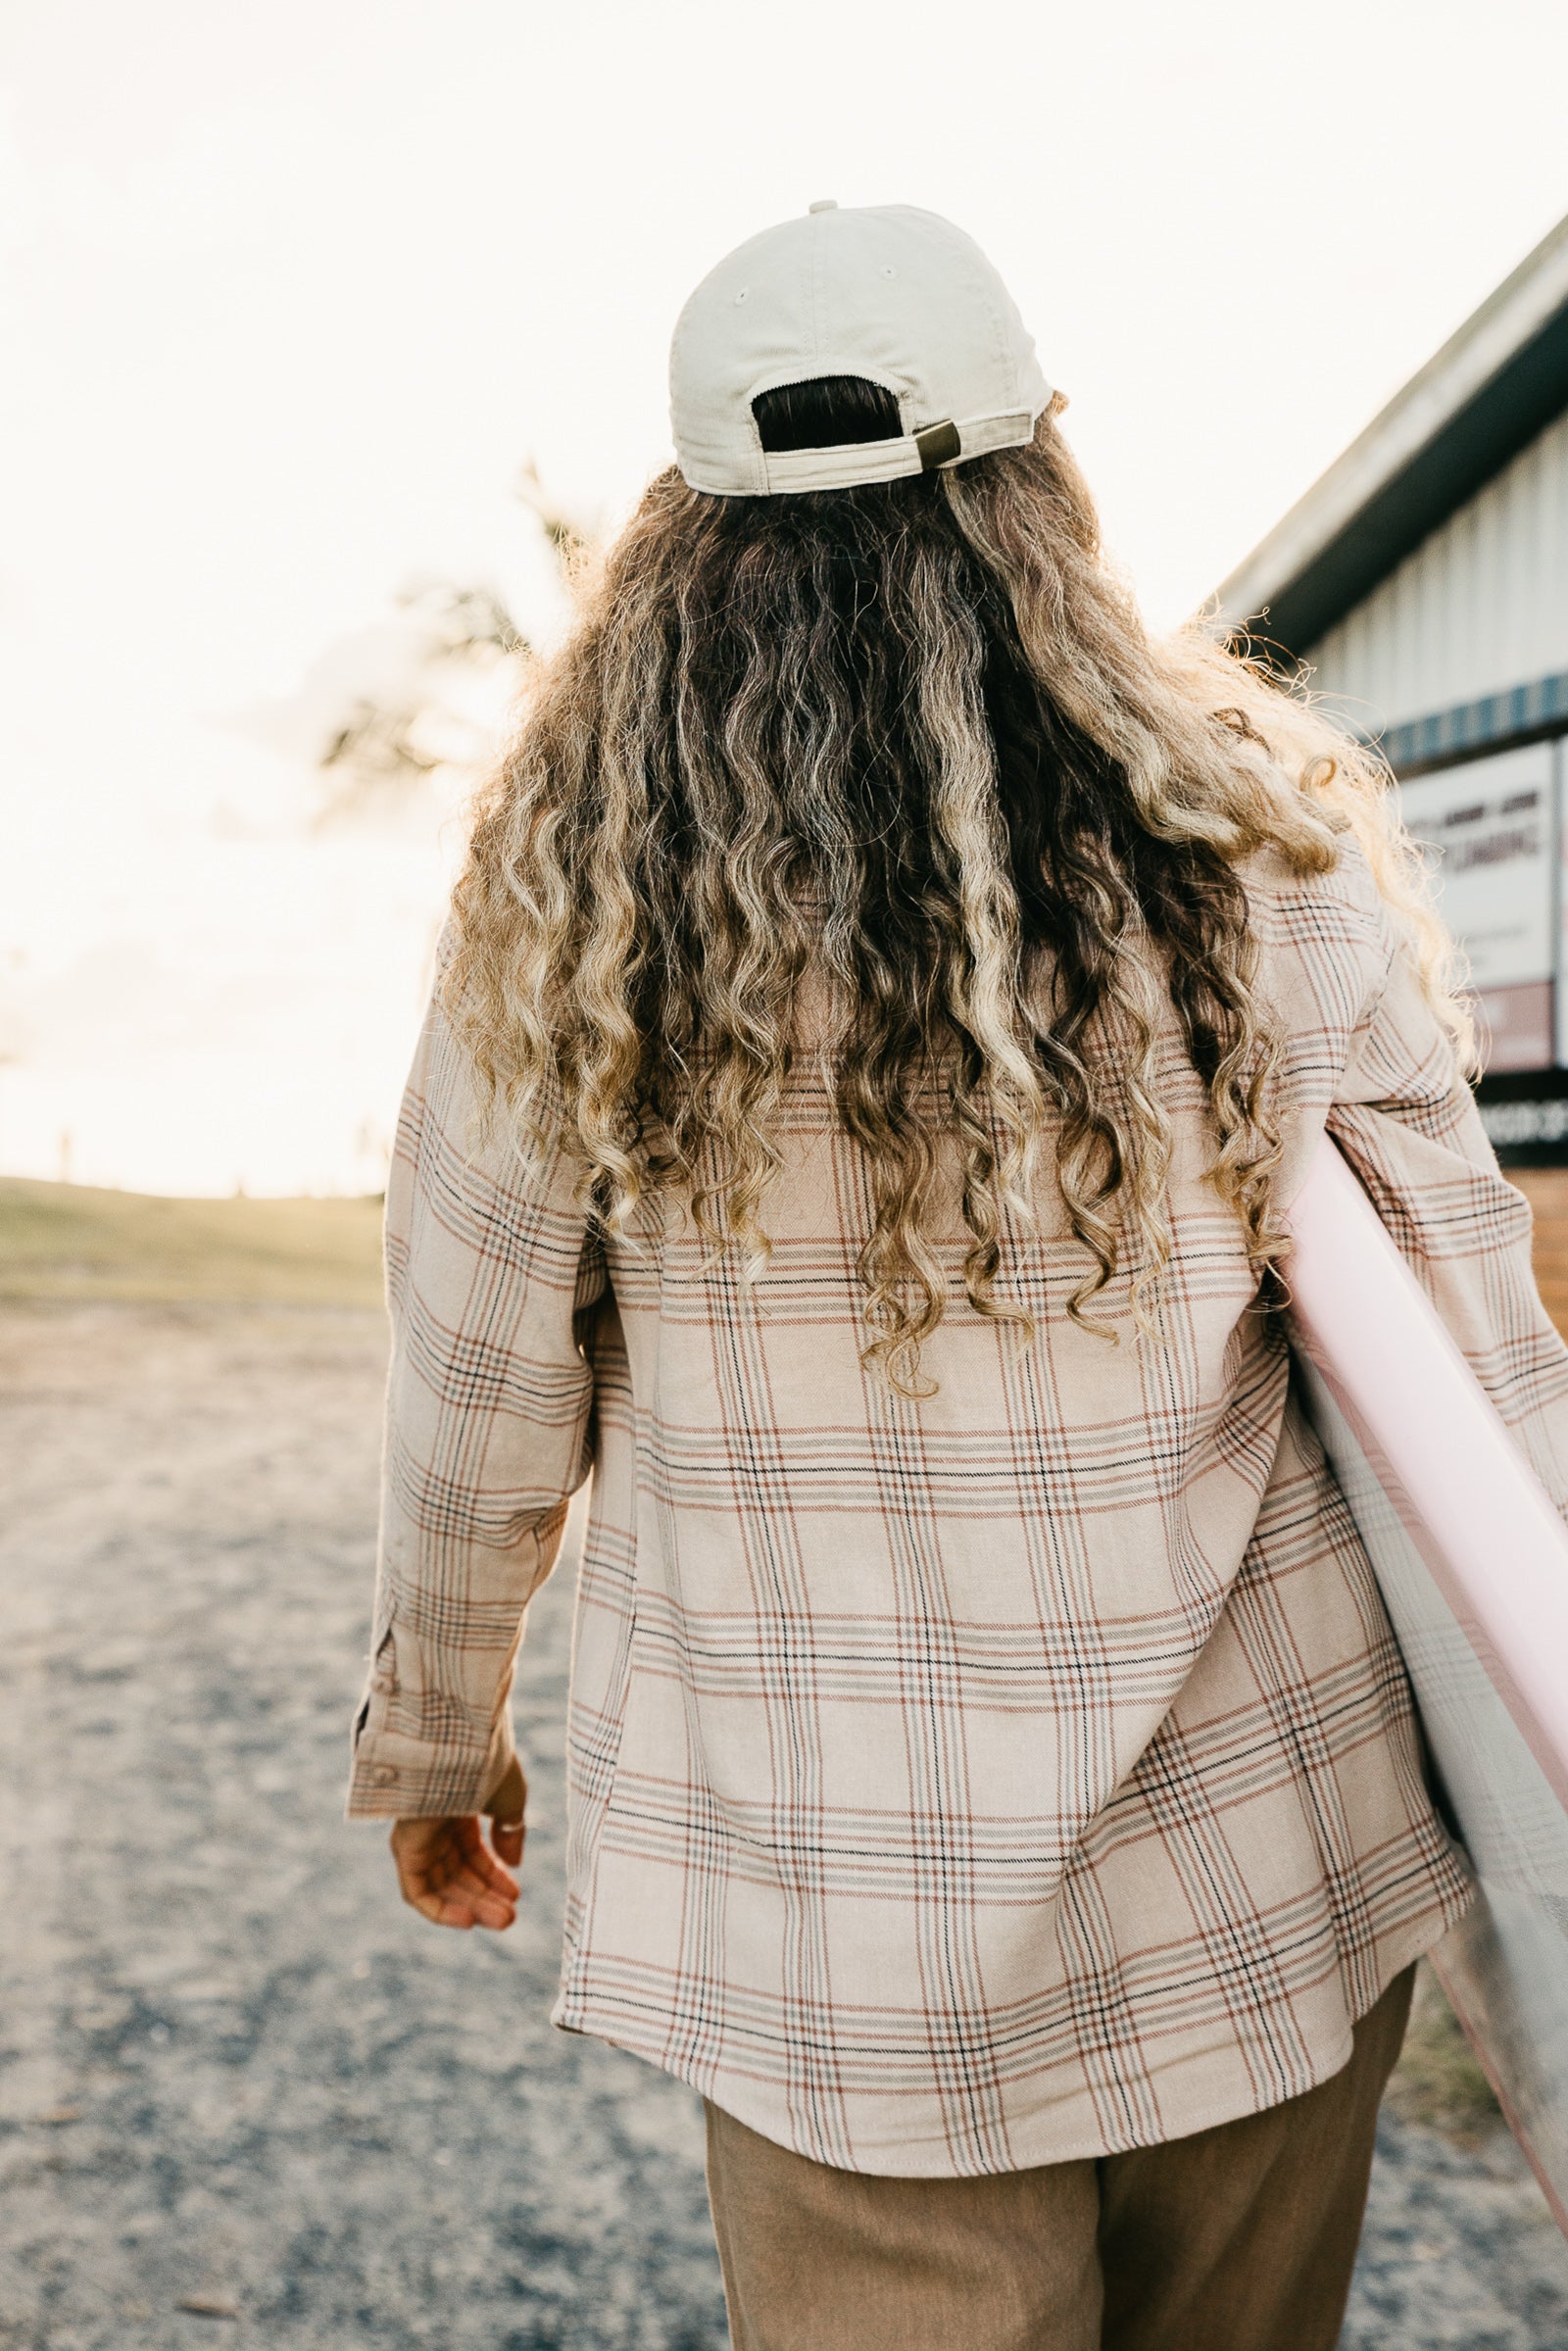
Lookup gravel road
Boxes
[4,1299,1568,2349]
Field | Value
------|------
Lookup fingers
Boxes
[438,1851,515,1914]
[409,1884,512,1931]
[483,1758,527,1872]
[406,1868,514,1931]
[390,1818,517,1932]
[455,1814,520,1898]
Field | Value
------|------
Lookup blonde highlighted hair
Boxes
[448,400,1468,1392]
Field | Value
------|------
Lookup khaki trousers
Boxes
[705,1966,1412,2351]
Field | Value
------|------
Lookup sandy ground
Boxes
[4,1299,1568,2350]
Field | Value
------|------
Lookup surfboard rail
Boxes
[1286,1135,1568,2236]
[1288,1140,1568,1807]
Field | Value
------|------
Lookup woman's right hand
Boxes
[388,1755,526,1931]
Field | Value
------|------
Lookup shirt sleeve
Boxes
[1325,903,1568,1516]
[346,971,605,1820]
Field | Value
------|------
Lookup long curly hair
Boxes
[447,388,1467,1393]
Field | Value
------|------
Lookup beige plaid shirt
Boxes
[346,837,1568,2177]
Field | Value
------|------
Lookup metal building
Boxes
[1218,212,1568,1159]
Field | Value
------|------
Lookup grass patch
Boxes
[1385,1959,1502,2142]
[0,1178,385,1309]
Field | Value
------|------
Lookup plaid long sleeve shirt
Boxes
[341,836,1557,2178]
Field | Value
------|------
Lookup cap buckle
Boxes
[915,421,960,470]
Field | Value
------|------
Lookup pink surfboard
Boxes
[1287,1138,1568,2233]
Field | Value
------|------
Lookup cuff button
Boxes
[371,1764,398,1788]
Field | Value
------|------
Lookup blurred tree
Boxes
[513,455,593,569]
[312,461,593,828]
[242,462,594,832]
[311,577,526,827]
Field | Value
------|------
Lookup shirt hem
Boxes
[552,1882,1473,2179]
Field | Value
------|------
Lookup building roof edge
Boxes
[1215,211,1568,655]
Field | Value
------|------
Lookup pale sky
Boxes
[4,0,1568,1194]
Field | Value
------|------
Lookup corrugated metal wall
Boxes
[1308,407,1568,731]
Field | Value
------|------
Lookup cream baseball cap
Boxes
[669,201,1053,497]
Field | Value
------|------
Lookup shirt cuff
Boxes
[345,1705,517,1821]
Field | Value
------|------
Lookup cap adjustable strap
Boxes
[758,407,1042,496]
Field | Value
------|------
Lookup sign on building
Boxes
[1398,740,1559,1072]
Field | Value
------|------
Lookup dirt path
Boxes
[2,1300,1567,2348]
